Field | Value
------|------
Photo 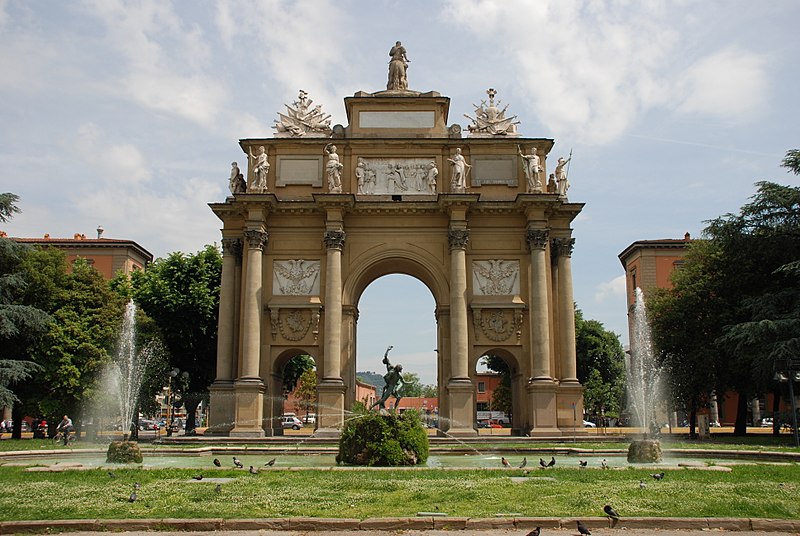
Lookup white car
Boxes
[281,415,303,430]
[583,420,596,428]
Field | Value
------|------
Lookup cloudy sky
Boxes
[2,1,798,385]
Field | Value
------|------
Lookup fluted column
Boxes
[526,229,551,381]
[323,230,345,380]
[240,229,267,379]
[448,229,470,380]
[553,237,578,383]
[215,238,241,381]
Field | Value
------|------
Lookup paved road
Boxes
[57,530,797,536]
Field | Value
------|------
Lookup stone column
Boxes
[207,237,241,434]
[553,237,578,383]
[445,229,477,436]
[231,228,267,437]
[552,236,582,432]
[525,228,560,436]
[317,229,347,436]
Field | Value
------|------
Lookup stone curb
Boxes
[2,517,799,534]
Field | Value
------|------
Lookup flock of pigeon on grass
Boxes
[114,453,668,534]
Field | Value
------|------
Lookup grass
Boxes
[0,464,797,521]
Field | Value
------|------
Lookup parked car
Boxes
[583,420,596,428]
[281,415,303,430]
[138,419,159,431]
[760,418,773,428]
[303,413,316,424]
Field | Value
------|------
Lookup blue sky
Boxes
[1,1,798,385]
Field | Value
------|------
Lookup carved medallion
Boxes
[473,308,523,342]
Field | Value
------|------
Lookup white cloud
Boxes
[70,123,151,184]
[79,0,228,127]
[594,275,626,303]
[675,47,768,121]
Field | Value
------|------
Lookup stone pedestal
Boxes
[443,379,477,437]
[556,382,584,432]
[526,380,561,436]
[627,439,663,463]
[314,379,346,437]
[206,380,235,435]
[229,378,265,438]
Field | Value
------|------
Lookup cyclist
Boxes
[56,415,74,445]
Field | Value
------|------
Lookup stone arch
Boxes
[473,347,526,433]
[267,347,320,435]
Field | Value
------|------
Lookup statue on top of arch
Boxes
[273,89,333,138]
[464,88,520,137]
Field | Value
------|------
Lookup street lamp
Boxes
[773,359,800,448]
[166,368,180,436]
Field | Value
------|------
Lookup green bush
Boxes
[106,440,143,464]
[337,409,429,466]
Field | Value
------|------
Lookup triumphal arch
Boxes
[208,49,584,437]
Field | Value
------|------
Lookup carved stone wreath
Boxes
[473,308,523,342]
[272,309,311,341]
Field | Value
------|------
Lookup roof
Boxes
[10,236,153,263]
[618,236,693,267]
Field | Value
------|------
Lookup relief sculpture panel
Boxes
[472,259,520,295]
[357,157,438,195]
[273,260,321,295]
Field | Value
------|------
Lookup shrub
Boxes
[337,409,429,466]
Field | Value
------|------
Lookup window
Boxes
[478,382,486,393]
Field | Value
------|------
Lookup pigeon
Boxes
[651,472,665,480]
[578,460,588,468]
[539,458,548,468]
[265,458,276,467]
[233,456,243,468]
[576,520,591,536]
[107,471,117,479]
[128,491,137,503]
[133,482,141,490]
[213,458,221,467]
[519,456,527,469]
[527,527,541,536]
[639,479,647,489]
[604,504,620,519]
[547,456,556,467]
[501,456,511,468]
[600,458,609,470]
[249,465,259,474]
[214,484,222,493]
[192,474,203,481]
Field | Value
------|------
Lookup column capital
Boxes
[526,229,549,251]
[323,229,346,250]
[552,237,575,257]
[243,229,268,250]
[221,237,242,257]
[448,229,470,250]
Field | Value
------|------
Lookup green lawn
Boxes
[0,464,797,520]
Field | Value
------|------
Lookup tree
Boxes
[420,384,438,398]
[575,308,626,420]
[0,239,49,418]
[480,355,513,416]
[293,367,317,421]
[400,371,423,397]
[282,354,315,395]
[0,193,21,223]
[129,245,222,434]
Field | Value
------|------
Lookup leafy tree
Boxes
[282,354,315,395]
[490,380,512,416]
[129,245,222,434]
[0,193,21,222]
[0,239,49,418]
[400,371,423,397]
[575,308,626,420]
[420,384,438,398]
[293,367,317,421]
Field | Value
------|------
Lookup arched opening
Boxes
[271,349,318,435]
[475,349,521,434]
[355,274,438,421]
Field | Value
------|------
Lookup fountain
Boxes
[103,300,154,463]
[625,288,664,463]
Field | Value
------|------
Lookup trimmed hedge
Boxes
[337,410,429,466]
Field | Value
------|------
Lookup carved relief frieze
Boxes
[472,259,520,295]
[272,260,321,296]
[355,157,438,195]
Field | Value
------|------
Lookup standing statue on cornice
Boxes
[387,41,410,91]
[518,145,542,193]
[324,144,343,193]
[448,148,471,192]
[555,154,572,198]
[248,146,270,193]
[229,161,246,195]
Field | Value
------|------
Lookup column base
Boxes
[316,378,346,433]
[229,377,266,437]
[556,381,584,433]
[525,379,562,436]
[206,380,235,435]
[443,378,477,436]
